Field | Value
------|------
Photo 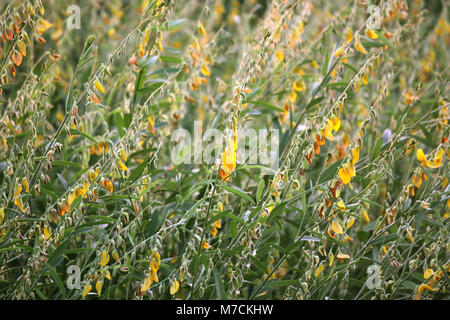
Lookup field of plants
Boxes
[0,0,448,300]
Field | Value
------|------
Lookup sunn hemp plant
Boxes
[0,0,448,300]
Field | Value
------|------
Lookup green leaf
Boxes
[246,100,284,112]
[256,179,265,203]
[44,262,67,299]
[212,267,226,299]
[222,184,255,204]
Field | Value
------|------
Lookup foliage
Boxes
[0,0,448,300]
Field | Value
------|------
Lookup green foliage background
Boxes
[0,0,448,300]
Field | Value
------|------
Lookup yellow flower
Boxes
[334,46,344,57]
[118,160,128,171]
[103,179,113,193]
[428,148,444,168]
[95,80,105,94]
[18,40,27,57]
[321,119,335,141]
[140,276,153,293]
[170,279,180,295]
[331,115,340,132]
[43,227,52,240]
[331,220,344,235]
[416,283,437,299]
[362,73,368,85]
[338,161,355,185]
[351,146,360,165]
[201,240,211,250]
[338,166,351,185]
[198,22,207,37]
[112,250,119,262]
[82,284,92,297]
[346,28,353,43]
[275,50,284,62]
[314,263,324,277]
[329,254,335,267]
[417,148,444,168]
[220,135,237,181]
[416,148,427,165]
[96,280,103,296]
[22,177,29,193]
[365,29,378,39]
[14,183,22,199]
[346,217,355,230]
[354,34,368,54]
[36,19,53,35]
[424,269,434,280]
[120,150,127,162]
[337,200,346,211]
[288,90,297,102]
[293,80,306,92]
[0,208,4,225]
[14,197,25,213]
[201,65,211,77]
[99,250,110,267]
[361,209,370,223]
[89,168,98,182]
[406,228,414,243]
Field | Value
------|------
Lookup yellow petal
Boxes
[96,281,103,296]
[201,240,211,250]
[351,146,360,165]
[434,148,444,161]
[293,80,306,92]
[365,29,378,39]
[18,40,27,57]
[14,197,25,213]
[331,220,344,234]
[120,150,128,162]
[361,209,370,223]
[354,35,368,54]
[118,160,128,171]
[416,148,427,163]
[334,46,344,57]
[100,250,110,267]
[198,22,207,37]
[201,65,211,77]
[170,279,180,295]
[112,250,119,262]
[338,166,351,184]
[417,283,436,293]
[424,269,434,280]
[82,284,92,297]
[43,227,52,240]
[275,50,284,62]
[337,200,346,211]
[314,264,324,277]
[332,116,340,132]
[346,29,353,43]
[289,90,297,102]
[346,217,355,229]
[329,254,335,267]
[95,80,105,94]
[140,276,152,292]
